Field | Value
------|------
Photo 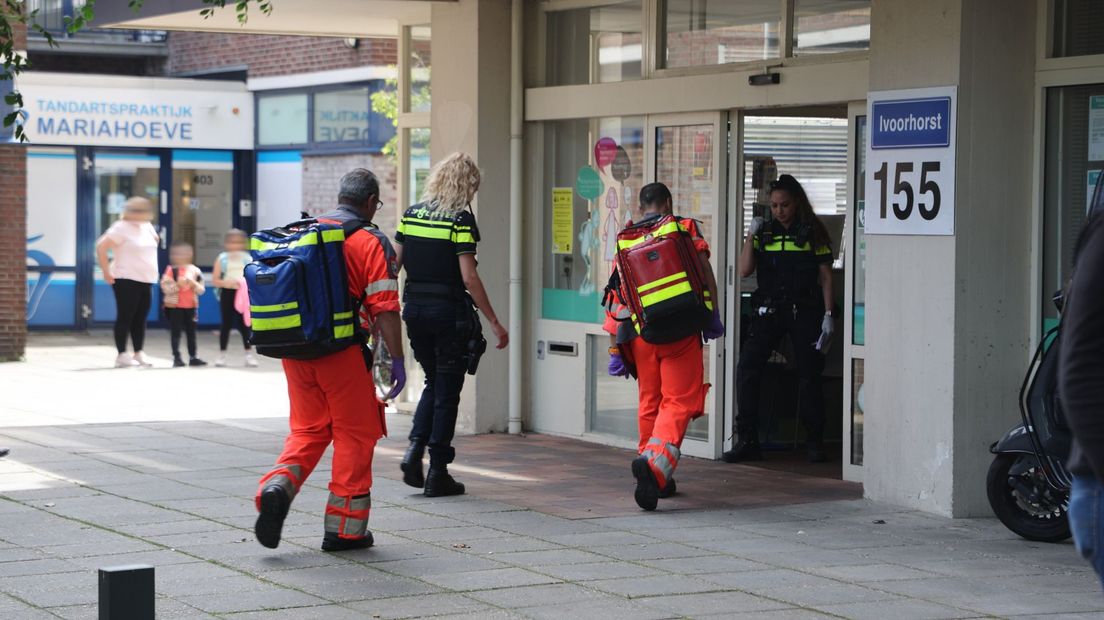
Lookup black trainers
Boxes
[631,456,659,511]
[400,442,426,489]
[188,357,207,367]
[807,442,827,463]
[658,477,677,499]
[172,357,186,368]
[722,440,763,463]
[322,530,374,552]
[254,485,290,549]
[424,467,465,497]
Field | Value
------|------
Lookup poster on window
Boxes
[1090,97,1104,162]
[551,187,574,255]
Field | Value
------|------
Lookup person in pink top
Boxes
[95,197,160,368]
[161,242,207,368]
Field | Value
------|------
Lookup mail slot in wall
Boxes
[547,341,578,356]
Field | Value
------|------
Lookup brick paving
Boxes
[0,332,1101,618]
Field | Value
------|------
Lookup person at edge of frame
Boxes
[253,168,406,553]
[723,174,835,465]
[1059,209,1104,591]
[605,181,725,511]
[394,152,509,498]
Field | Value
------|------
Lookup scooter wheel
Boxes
[986,454,1070,543]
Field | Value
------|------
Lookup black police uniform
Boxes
[394,203,481,472]
[735,218,833,446]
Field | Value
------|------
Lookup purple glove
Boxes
[702,309,725,341]
[608,352,630,378]
[384,357,406,401]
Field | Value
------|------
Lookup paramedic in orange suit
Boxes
[605,182,724,511]
[254,168,406,552]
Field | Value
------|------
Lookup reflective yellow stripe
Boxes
[401,224,453,240]
[616,220,685,250]
[453,232,477,244]
[322,229,345,243]
[705,300,714,311]
[640,281,694,307]
[334,324,354,339]
[815,245,832,256]
[333,311,354,320]
[637,271,687,293]
[250,302,299,313]
[403,216,454,228]
[251,235,318,251]
[252,314,302,331]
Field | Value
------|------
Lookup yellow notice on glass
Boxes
[552,187,573,255]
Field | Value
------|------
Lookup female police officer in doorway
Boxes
[394,152,509,497]
[723,174,835,464]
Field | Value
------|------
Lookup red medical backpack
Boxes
[603,215,712,344]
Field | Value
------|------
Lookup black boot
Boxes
[254,484,290,549]
[658,477,677,499]
[400,442,426,489]
[807,441,827,463]
[631,456,659,511]
[722,439,763,463]
[322,530,374,552]
[424,464,465,497]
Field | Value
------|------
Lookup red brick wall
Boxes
[1,14,27,360]
[300,153,399,237]
[167,33,398,78]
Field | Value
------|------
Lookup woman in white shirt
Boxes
[95,197,160,368]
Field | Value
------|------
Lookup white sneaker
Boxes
[215,354,227,367]
[132,351,153,367]
[115,353,139,368]
[244,352,259,368]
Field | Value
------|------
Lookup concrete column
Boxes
[430,0,512,433]
[864,0,1035,516]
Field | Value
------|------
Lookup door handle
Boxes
[159,226,167,250]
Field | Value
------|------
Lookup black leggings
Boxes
[218,289,250,351]
[111,279,151,354]
[167,307,198,359]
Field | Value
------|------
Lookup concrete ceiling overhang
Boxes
[94,0,447,38]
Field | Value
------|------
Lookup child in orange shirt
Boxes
[161,241,207,367]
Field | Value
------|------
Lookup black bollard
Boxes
[98,564,154,620]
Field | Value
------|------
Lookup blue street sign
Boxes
[870,96,952,149]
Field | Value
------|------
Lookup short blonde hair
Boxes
[421,152,481,215]
[122,197,154,222]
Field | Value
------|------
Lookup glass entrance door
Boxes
[87,150,166,326]
[646,113,727,459]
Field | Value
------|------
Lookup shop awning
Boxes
[94,0,448,38]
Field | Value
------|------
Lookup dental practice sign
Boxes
[16,76,253,150]
[866,86,957,235]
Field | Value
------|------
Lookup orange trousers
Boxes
[627,334,709,488]
[257,345,385,539]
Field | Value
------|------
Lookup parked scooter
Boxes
[987,293,1072,542]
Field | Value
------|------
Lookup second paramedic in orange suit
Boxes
[254,169,405,552]
[605,182,724,511]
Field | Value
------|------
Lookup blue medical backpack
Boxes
[245,218,364,360]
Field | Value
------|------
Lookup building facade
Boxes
[34,0,1104,518]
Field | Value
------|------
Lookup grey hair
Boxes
[338,168,380,207]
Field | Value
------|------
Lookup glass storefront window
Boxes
[1042,84,1104,332]
[1051,0,1104,58]
[588,334,640,438]
[661,0,780,70]
[655,122,716,441]
[546,1,643,86]
[258,93,308,146]
[853,115,867,346]
[313,88,370,144]
[741,116,849,248]
[794,0,870,56]
[542,116,645,323]
[410,26,431,113]
[172,157,233,267]
[409,127,431,203]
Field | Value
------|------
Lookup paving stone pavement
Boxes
[1,332,1102,619]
